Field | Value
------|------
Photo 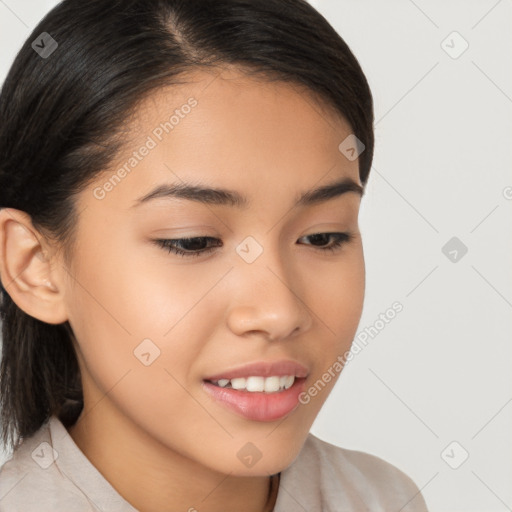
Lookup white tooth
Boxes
[284,375,295,389]
[264,376,281,393]
[230,377,246,390]
[246,376,265,392]
[228,375,295,392]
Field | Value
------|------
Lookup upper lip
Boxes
[203,359,309,381]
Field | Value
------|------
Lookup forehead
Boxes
[137,65,349,134]
[81,66,361,214]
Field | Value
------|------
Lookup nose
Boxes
[225,244,314,342]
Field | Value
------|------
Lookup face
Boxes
[59,66,365,476]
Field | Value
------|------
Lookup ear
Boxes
[0,207,68,324]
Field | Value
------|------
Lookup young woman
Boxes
[0,0,429,510]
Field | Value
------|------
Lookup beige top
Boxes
[0,415,428,511]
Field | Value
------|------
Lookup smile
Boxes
[202,376,307,422]
[207,375,296,393]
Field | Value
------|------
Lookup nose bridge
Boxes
[226,233,313,339]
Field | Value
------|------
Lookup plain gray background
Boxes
[0,1,511,511]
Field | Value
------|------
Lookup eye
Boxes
[153,232,353,258]
[153,236,221,258]
[299,232,353,253]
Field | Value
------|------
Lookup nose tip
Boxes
[225,260,313,341]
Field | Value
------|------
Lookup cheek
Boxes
[64,238,234,422]
[302,244,365,400]
[310,244,365,343]
[65,246,218,437]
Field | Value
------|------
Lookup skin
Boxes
[0,66,365,512]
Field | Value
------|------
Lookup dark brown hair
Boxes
[0,0,374,453]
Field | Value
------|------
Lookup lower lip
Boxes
[202,378,307,422]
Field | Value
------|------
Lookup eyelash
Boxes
[153,232,354,258]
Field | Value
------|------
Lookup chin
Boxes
[208,423,312,477]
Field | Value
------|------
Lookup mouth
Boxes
[202,363,309,422]
[204,374,300,393]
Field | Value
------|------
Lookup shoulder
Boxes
[276,433,429,512]
[0,418,96,512]
[304,432,422,485]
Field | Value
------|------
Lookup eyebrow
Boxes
[131,176,364,210]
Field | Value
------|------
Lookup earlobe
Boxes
[0,207,68,324]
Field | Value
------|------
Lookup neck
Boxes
[67,403,277,512]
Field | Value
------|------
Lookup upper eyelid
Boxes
[153,232,353,259]
[159,231,349,241]
[155,232,352,249]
